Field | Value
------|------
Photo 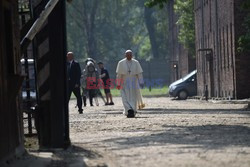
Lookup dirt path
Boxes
[67,97,250,167]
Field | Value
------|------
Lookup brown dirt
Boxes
[66,97,250,167]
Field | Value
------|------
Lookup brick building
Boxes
[167,0,196,83]
[194,0,250,99]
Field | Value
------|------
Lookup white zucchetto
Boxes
[125,50,132,54]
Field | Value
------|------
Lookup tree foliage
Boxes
[145,0,195,56]
[66,0,169,61]
[145,0,169,9]
[174,0,195,56]
[238,1,250,53]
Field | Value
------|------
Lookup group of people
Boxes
[82,58,114,107]
[67,50,145,118]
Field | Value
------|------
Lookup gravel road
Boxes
[56,97,250,167]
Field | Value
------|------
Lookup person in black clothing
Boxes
[98,62,114,105]
[67,52,83,114]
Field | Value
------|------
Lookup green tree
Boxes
[145,0,195,56]
[238,1,250,53]
[144,7,159,58]
[174,0,195,56]
[67,0,100,59]
[145,0,169,9]
[66,0,169,61]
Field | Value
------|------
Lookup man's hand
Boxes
[75,84,79,88]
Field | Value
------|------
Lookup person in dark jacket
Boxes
[67,52,83,114]
[98,62,114,105]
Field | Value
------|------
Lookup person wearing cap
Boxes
[98,62,114,105]
[116,50,145,118]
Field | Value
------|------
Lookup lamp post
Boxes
[173,62,178,80]
[168,60,179,81]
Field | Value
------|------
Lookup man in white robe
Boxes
[116,50,145,118]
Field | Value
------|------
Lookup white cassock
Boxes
[116,58,145,116]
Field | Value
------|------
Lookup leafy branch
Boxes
[238,1,250,53]
[145,0,169,9]
[145,0,195,56]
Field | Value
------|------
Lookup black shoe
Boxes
[127,109,135,118]
[109,102,114,105]
[78,109,83,114]
[105,103,109,106]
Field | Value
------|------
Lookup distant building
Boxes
[194,0,250,99]
[167,0,196,83]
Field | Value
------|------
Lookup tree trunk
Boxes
[144,7,159,58]
[82,0,99,59]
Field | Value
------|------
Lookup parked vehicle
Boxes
[169,70,197,100]
[21,59,37,111]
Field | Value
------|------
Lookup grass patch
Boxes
[71,86,169,99]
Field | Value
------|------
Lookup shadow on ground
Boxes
[48,145,103,167]
[98,106,250,116]
[138,107,250,115]
[103,124,250,150]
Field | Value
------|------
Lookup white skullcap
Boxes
[125,50,132,54]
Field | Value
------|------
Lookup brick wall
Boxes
[194,0,250,99]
